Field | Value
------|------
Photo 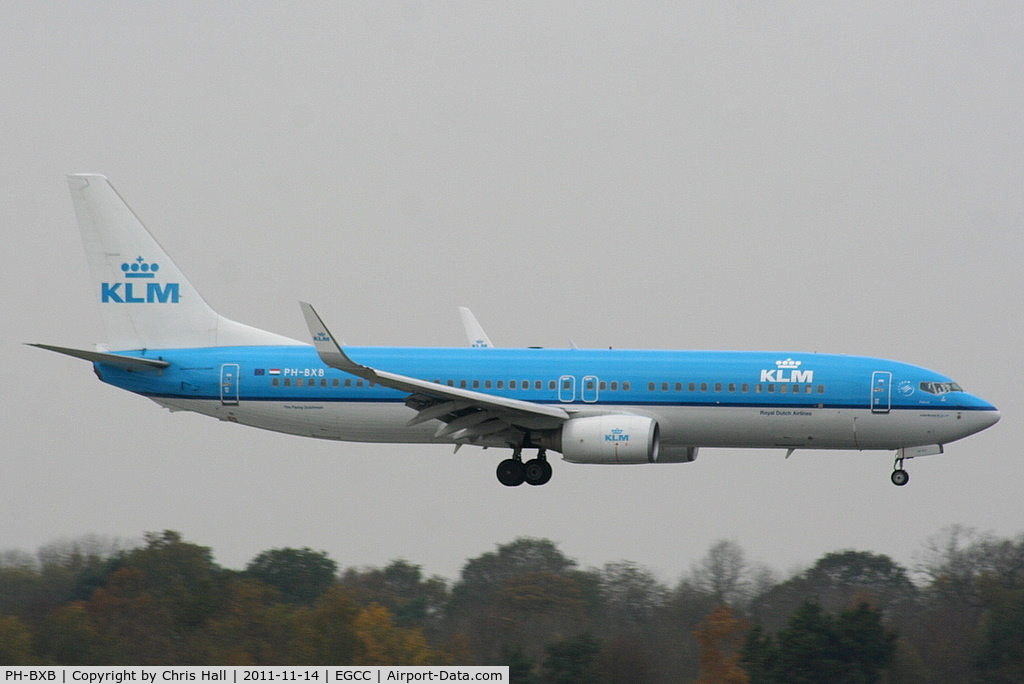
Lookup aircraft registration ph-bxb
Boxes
[32,175,1000,487]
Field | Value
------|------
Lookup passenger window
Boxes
[729,383,736,392]
[661,382,668,391]
[700,383,708,392]
[767,384,775,393]
[345,379,352,387]
[610,381,618,390]
[689,383,696,392]
[497,380,505,389]
[623,382,631,391]
[780,384,788,393]
[715,383,722,392]
[649,383,656,391]
[742,383,749,392]
[817,385,825,394]
[332,378,339,387]
[272,378,279,387]
[535,381,542,390]
[510,381,517,389]
[550,380,557,390]
[284,378,291,387]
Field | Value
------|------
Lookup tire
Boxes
[497,458,526,487]
[524,458,553,486]
[891,469,910,486]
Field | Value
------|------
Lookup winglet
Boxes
[299,302,373,378]
[458,307,494,348]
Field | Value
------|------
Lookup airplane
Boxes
[31,174,1000,488]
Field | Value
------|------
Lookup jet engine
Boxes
[553,415,660,464]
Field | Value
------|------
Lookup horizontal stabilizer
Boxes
[27,344,170,370]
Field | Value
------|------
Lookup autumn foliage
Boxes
[1,527,1023,683]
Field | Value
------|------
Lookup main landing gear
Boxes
[497,448,553,487]
[891,456,910,487]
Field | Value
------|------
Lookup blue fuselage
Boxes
[94,345,999,452]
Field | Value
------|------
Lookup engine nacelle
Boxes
[657,445,699,463]
[556,415,660,464]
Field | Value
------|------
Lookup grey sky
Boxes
[2,2,1021,582]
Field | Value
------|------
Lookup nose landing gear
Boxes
[889,445,944,486]
[496,449,552,487]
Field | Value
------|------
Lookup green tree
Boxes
[972,588,1024,682]
[541,633,600,684]
[199,578,297,665]
[340,559,448,630]
[742,600,896,684]
[246,547,337,606]
[750,550,914,632]
[121,530,227,631]
[447,538,595,664]
[290,586,360,664]
[500,643,537,684]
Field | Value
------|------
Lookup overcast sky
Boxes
[2,2,1022,582]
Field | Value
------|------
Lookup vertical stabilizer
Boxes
[68,174,300,350]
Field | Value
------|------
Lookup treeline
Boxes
[1,528,1023,682]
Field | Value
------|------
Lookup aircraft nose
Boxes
[980,407,1001,430]
[968,401,1000,432]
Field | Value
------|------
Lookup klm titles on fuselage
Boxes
[101,257,180,304]
[759,359,814,384]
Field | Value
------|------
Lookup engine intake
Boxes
[555,415,660,464]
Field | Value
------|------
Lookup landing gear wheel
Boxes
[524,458,553,486]
[891,469,910,486]
[497,458,526,487]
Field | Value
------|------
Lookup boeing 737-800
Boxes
[32,175,1000,487]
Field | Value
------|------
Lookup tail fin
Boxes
[68,174,301,350]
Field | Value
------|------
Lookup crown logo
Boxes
[121,256,160,279]
[776,358,802,369]
[313,332,331,342]
[611,428,623,434]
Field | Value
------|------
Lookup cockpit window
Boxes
[920,381,963,395]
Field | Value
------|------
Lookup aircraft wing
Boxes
[299,303,568,443]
